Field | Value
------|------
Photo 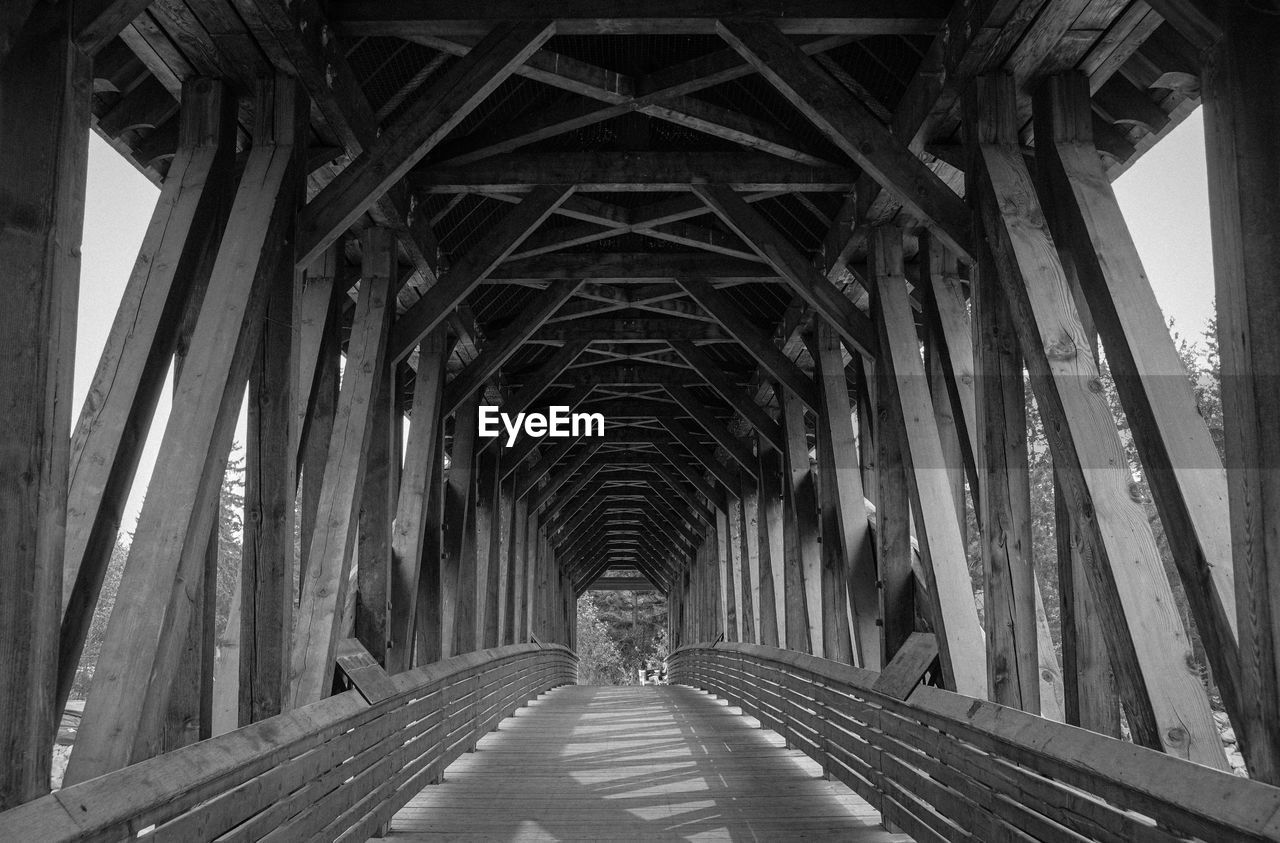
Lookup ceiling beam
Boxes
[668,340,783,451]
[298,22,555,266]
[675,276,820,412]
[390,185,574,363]
[411,152,859,193]
[715,18,972,259]
[333,1,947,36]
[441,279,581,413]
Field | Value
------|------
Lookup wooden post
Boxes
[871,356,913,666]
[715,510,735,641]
[287,224,394,709]
[413,430,446,666]
[1057,473,1120,736]
[240,246,299,723]
[870,226,987,698]
[968,72,1226,768]
[498,472,517,645]
[756,437,784,647]
[476,451,502,649]
[524,509,540,642]
[972,222,1039,711]
[810,321,878,668]
[356,367,396,665]
[68,75,304,784]
[5,11,91,792]
[1203,3,1280,783]
[508,494,530,643]
[298,272,342,583]
[780,387,821,655]
[727,489,749,643]
[58,78,235,717]
[445,400,480,656]
[387,328,448,673]
[738,471,761,644]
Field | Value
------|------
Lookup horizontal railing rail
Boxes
[0,643,577,843]
[669,642,1280,843]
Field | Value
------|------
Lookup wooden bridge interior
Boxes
[2,0,1279,840]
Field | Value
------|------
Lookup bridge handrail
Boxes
[0,642,577,842]
[669,642,1280,842]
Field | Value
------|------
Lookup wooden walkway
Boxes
[378,685,911,841]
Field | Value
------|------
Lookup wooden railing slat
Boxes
[669,643,1280,842]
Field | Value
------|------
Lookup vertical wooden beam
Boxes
[525,509,541,642]
[779,387,821,655]
[387,327,448,674]
[68,76,304,783]
[738,471,761,644]
[872,355,913,666]
[499,474,519,644]
[444,400,480,656]
[756,439,784,647]
[969,72,1226,768]
[240,246,299,724]
[356,367,396,665]
[1204,4,1280,783]
[810,321,878,668]
[972,224,1038,711]
[3,15,91,795]
[287,224,395,709]
[727,489,748,643]
[870,225,986,698]
[413,431,446,666]
[58,78,235,716]
[509,495,530,643]
[715,510,734,641]
[476,451,502,649]
[1057,472,1120,736]
[299,279,342,581]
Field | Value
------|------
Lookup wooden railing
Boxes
[669,642,1280,842]
[0,643,576,842]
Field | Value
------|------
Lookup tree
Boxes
[575,596,626,685]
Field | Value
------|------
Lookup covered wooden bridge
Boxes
[2,0,1280,839]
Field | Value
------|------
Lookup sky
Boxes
[75,107,1217,529]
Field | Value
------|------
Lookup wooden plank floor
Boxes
[379,685,913,841]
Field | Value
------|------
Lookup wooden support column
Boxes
[969,72,1226,768]
[1204,4,1280,783]
[525,510,541,642]
[298,269,343,581]
[1038,69,1243,750]
[476,451,502,649]
[413,431,446,666]
[738,471,761,644]
[870,225,986,698]
[68,76,303,784]
[58,78,235,717]
[715,510,734,641]
[868,356,910,666]
[444,400,480,656]
[1057,472,1120,736]
[503,478,525,644]
[756,438,784,647]
[388,327,448,673]
[0,12,89,802]
[240,229,299,724]
[779,387,821,655]
[810,321,878,668]
[287,224,394,709]
[972,222,1038,711]
[727,490,748,643]
[355,367,397,665]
